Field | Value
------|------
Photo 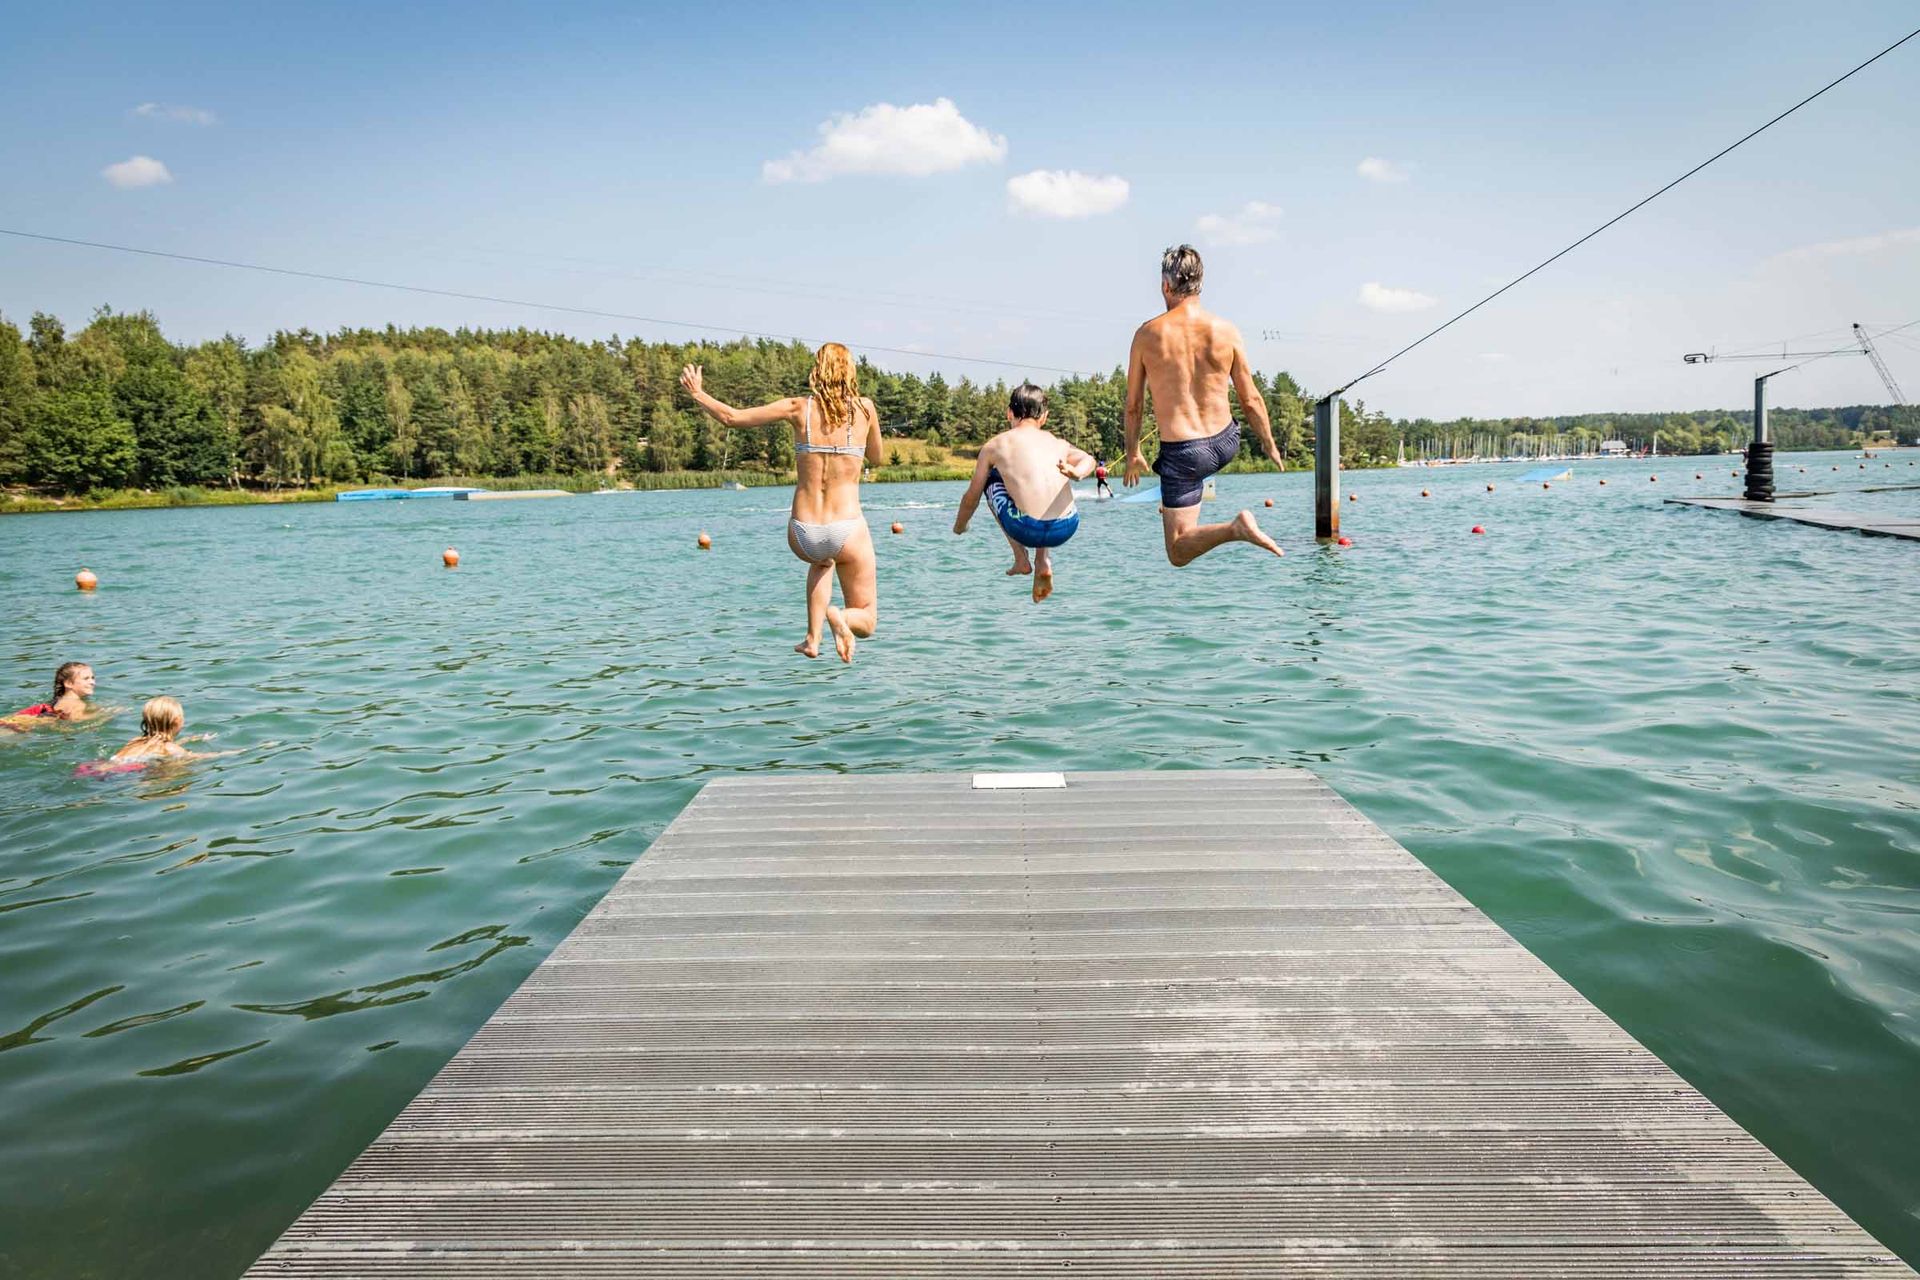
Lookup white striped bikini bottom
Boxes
[789,515,866,564]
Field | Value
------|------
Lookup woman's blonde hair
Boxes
[807,342,861,433]
[140,696,184,738]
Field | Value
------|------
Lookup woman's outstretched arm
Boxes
[680,365,803,429]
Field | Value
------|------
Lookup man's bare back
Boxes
[1132,303,1243,443]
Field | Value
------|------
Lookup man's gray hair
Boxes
[1161,244,1203,297]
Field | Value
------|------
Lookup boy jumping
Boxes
[954,382,1095,603]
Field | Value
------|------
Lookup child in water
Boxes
[4,662,95,731]
[110,697,200,763]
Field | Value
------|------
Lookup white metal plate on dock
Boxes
[971,771,1067,790]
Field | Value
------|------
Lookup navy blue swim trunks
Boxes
[985,468,1080,549]
[1152,422,1240,508]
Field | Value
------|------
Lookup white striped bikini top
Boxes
[796,397,867,456]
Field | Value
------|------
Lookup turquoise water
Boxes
[3,448,1918,1276]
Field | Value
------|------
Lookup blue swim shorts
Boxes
[1152,421,1241,508]
[985,469,1080,549]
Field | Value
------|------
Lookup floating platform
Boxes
[244,769,1907,1277]
[1669,497,1920,542]
[454,489,570,502]
[1519,465,1573,483]
[336,487,485,502]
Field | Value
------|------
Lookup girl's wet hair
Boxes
[1161,244,1204,297]
[808,342,861,433]
[54,661,88,701]
[140,696,184,738]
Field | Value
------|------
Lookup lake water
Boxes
[3,448,1918,1276]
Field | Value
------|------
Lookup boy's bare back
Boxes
[981,427,1077,519]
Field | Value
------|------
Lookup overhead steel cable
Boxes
[0,227,1094,378]
[1321,25,1920,403]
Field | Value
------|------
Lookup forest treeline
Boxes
[0,308,1909,494]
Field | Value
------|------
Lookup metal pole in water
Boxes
[1315,396,1340,540]
[1746,374,1775,502]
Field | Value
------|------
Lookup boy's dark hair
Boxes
[1008,381,1048,421]
[1161,244,1203,297]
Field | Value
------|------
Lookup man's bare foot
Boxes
[1231,509,1284,557]
[1032,571,1054,603]
[825,605,856,664]
[794,638,820,659]
[1006,558,1032,576]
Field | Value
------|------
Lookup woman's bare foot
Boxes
[794,637,821,659]
[1231,510,1284,557]
[1032,571,1054,603]
[825,605,856,664]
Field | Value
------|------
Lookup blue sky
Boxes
[2,0,1916,418]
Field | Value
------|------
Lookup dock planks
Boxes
[1670,496,1920,541]
[245,769,1908,1277]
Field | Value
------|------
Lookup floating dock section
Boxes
[1669,497,1920,541]
[456,489,570,502]
[245,769,1908,1277]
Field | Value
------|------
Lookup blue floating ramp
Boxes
[1119,484,1163,504]
[1518,466,1572,484]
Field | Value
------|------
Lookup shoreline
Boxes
[1,459,1312,517]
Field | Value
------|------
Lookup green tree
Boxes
[184,339,248,482]
[23,384,139,491]
[643,398,692,472]
[562,392,614,473]
[384,374,417,476]
[0,315,34,481]
[115,359,233,485]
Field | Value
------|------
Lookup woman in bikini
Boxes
[681,343,882,663]
[4,661,95,731]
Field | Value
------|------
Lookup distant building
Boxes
[1600,439,1629,457]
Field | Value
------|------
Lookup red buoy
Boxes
[1263,498,1273,507]
[1336,536,1353,547]
[1420,489,1430,497]
[1542,482,1550,490]
[1471,525,1485,535]
[890,522,904,534]
[1347,493,1357,502]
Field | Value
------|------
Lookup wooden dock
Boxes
[1670,496,1920,541]
[246,769,1908,1277]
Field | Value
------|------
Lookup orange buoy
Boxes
[1542,482,1550,490]
[1347,493,1357,502]
[697,532,712,550]
[1599,479,1608,486]
[441,548,459,568]
[1729,470,1737,477]
[1471,524,1485,535]
[1649,475,1658,483]
[1263,498,1273,508]
[1695,473,1703,480]
[1486,483,1495,492]
[890,522,904,534]
[1421,489,1430,497]
[75,568,98,591]
[1336,536,1353,547]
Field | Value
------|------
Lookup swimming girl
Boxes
[109,697,197,763]
[4,661,95,731]
[681,344,883,663]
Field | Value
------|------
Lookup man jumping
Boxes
[1123,244,1286,565]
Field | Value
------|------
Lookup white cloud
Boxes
[762,98,1005,183]
[101,156,173,188]
[1357,156,1408,184]
[1006,169,1129,219]
[131,102,216,125]
[1359,281,1437,313]
[1195,200,1283,246]
[1772,226,1920,263]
